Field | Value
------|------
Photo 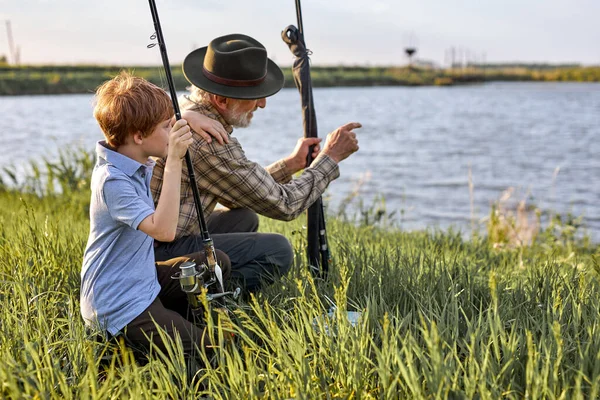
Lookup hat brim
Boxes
[183,47,285,100]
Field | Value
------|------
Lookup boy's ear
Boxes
[132,131,144,145]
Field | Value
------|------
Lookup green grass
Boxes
[1,64,599,95]
[0,152,599,398]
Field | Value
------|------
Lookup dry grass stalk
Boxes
[486,187,540,249]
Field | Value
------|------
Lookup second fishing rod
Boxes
[282,0,331,278]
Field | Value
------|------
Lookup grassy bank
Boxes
[1,153,599,398]
[1,64,599,95]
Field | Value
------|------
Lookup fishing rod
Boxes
[282,0,331,278]
[147,0,237,309]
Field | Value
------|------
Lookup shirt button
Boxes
[141,172,146,178]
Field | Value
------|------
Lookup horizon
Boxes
[0,0,599,67]
[0,61,596,68]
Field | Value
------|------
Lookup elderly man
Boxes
[151,33,360,293]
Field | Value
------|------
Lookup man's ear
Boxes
[210,94,229,112]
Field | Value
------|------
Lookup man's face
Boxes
[223,97,267,128]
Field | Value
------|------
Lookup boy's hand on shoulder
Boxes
[181,110,229,145]
[168,119,193,160]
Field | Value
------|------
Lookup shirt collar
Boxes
[96,141,155,177]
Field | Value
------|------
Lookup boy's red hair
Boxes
[94,71,172,148]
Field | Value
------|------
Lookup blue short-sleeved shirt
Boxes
[80,141,161,335]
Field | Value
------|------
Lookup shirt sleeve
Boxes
[191,138,339,221]
[265,159,292,184]
[103,177,155,230]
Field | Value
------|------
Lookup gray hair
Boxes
[186,85,212,105]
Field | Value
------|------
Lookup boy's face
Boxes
[142,116,173,158]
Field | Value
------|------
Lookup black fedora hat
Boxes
[183,33,284,100]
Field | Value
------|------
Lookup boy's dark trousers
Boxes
[122,250,231,358]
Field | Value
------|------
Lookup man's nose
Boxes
[256,98,266,108]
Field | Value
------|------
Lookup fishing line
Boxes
[147,32,169,101]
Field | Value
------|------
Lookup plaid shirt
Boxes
[150,95,340,239]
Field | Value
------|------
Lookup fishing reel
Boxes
[172,261,241,342]
[171,260,241,313]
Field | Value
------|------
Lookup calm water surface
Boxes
[1,83,599,240]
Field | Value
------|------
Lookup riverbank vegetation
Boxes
[0,151,599,398]
[0,63,599,95]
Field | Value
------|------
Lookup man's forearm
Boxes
[219,152,339,221]
[265,159,293,184]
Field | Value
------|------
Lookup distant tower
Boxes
[403,32,418,67]
[404,47,417,66]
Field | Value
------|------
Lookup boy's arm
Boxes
[138,119,192,242]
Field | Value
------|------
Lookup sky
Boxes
[0,0,599,67]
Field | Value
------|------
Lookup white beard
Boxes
[223,104,253,128]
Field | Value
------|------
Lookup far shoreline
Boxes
[3,81,600,99]
[1,64,599,96]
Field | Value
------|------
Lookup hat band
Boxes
[202,66,267,87]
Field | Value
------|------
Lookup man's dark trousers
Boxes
[154,208,293,292]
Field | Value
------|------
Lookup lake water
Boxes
[1,83,599,241]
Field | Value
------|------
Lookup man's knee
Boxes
[239,209,259,232]
[267,234,293,276]
[208,208,259,233]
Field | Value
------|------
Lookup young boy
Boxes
[80,71,230,358]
